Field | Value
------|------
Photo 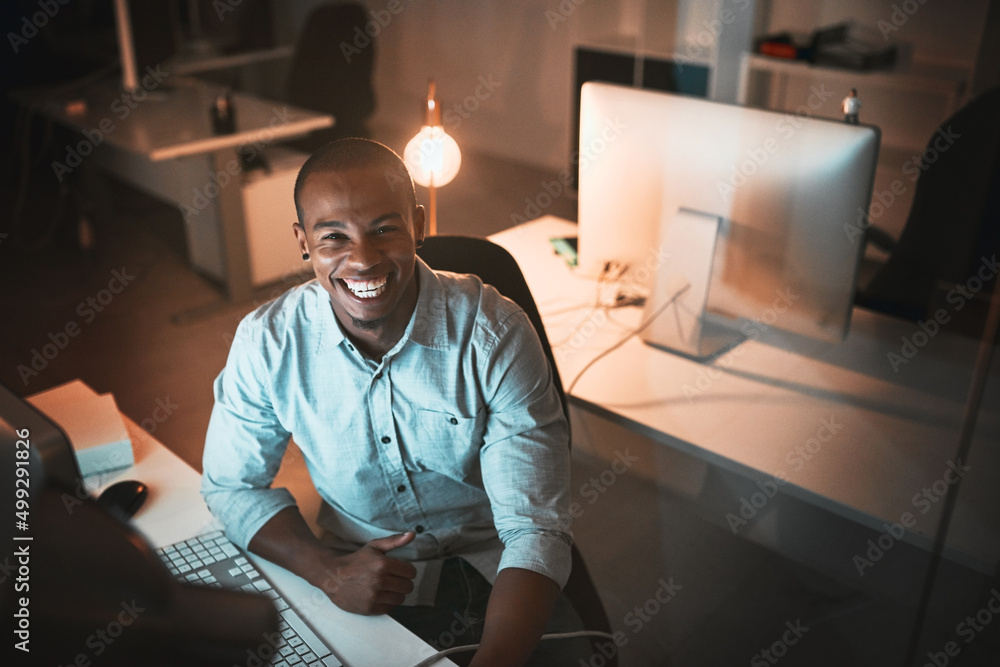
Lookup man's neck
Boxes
[346,328,397,361]
[335,269,420,361]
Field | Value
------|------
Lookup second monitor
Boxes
[577,82,880,356]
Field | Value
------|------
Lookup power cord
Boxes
[409,630,616,667]
[566,280,691,395]
[547,261,644,348]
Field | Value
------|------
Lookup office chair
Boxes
[236,2,378,283]
[856,85,1000,321]
[417,235,617,666]
[283,2,376,153]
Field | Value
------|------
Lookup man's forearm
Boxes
[246,507,418,615]
[247,506,332,587]
[470,567,560,667]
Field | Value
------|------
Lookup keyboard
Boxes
[156,530,343,667]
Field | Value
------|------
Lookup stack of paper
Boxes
[27,381,133,477]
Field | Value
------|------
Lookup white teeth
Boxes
[344,276,388,298]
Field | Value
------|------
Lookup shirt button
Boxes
[449,417,458,425]
[414,525,425,534]
[381,436,391,444]
[396,484,406,493]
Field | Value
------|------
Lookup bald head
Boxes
[294,138,417,223]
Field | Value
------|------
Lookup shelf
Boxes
[739,53,968,112]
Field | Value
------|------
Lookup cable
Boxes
[549,262,619,349]
[542,302,605,318]
[566,281,690,395]
[549,262,643,349]
[901,273,1000,667]
[409,630,616,667]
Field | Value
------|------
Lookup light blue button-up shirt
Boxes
[201,259,573,593]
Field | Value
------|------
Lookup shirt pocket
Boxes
[414,408,483,479]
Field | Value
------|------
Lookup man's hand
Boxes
[322,532,418,614]
[246,507,417,615]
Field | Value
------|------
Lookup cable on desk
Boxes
[565,280,690,395]
[409,630,616,667]
[548,261,637,349]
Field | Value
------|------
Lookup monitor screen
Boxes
[577,82,880,348]
[0,384,82,534]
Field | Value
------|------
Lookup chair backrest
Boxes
[417,235,616,661]
[416,235,570,425]
[859,85,1000,320]
[286,3,376,148]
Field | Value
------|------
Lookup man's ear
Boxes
[292,221,309,256]
[412,205,426,245]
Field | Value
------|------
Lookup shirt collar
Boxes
[313,257,450,356]
[407,257,450,350]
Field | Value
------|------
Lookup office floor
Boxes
[2,146,998,667]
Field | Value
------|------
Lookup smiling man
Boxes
[201,139,591,666]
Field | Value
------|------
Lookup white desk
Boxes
[491,217,1000,579]
[22,76,332,301]
[45,380,451,667]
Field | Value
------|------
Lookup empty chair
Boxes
[857,86,1000,321]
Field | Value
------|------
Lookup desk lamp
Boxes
[403,80,461,235]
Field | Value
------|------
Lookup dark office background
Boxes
[1,2,999,666]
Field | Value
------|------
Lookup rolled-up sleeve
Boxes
[478,307,573,588]
[201,317,297,548]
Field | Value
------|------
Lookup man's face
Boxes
[294,166,424,348]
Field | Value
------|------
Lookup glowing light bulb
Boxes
[404,125,462,187]
[404,80,461,236]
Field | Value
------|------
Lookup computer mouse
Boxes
[97,480,149,520]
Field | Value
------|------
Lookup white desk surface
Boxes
[40,380,450,667]
[28,75,332,162]
[15,75,332,301]
[490,216,1000,573]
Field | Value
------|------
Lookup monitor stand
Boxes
[640,208,745,361]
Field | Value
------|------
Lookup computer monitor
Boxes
[0,383,277,664]
[577,82,880,357]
